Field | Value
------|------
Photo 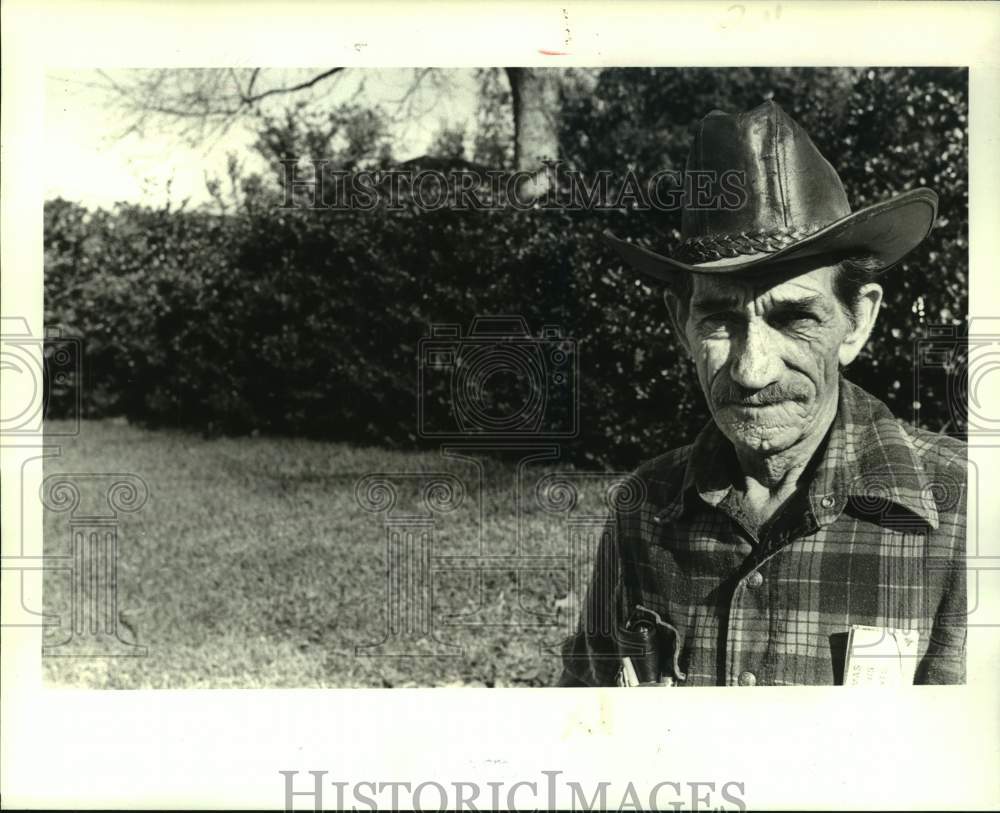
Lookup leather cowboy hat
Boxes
[602,100,938,282]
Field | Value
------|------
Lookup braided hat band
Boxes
[673,225,825,264]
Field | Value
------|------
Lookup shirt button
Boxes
[746,570,763,589]
[820,495,836,509]
[738,671,757,687]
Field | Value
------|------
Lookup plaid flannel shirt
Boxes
[560,377,967,687]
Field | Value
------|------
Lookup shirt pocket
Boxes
[876,528,932,637]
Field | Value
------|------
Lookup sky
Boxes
[44,68,483,210]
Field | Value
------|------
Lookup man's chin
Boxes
[729,430,799,454]
[715,406,806,454]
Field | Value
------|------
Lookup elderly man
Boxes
[560,101,966,687]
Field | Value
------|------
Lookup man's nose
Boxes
[729,321,782,391]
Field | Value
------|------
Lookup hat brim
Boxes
[602,187,938,284]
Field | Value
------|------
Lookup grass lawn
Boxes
[42,420,625,688]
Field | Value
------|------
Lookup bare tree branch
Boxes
[91,68,347,145]
[85,67,553,176]
[240,68,345,106]
[245,68,261,100]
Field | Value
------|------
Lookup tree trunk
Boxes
[505,68,560,199]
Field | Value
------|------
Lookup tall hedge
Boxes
[44,68,967,469]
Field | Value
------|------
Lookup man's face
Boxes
[673,262,874,456]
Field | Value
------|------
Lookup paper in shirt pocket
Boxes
[843,624,920,686]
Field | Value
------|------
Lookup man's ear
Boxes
[838,282,883,366]
[663,288,692,355]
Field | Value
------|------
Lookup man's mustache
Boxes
[713,381,811,406]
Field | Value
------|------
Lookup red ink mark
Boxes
[538,49,570,56]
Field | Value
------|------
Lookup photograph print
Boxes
[37,66,969,688]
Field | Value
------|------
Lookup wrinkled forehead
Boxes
[690,262,838,309]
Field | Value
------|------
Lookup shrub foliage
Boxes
[44,68,967,469]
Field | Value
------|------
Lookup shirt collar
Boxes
[656,377,939,530]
